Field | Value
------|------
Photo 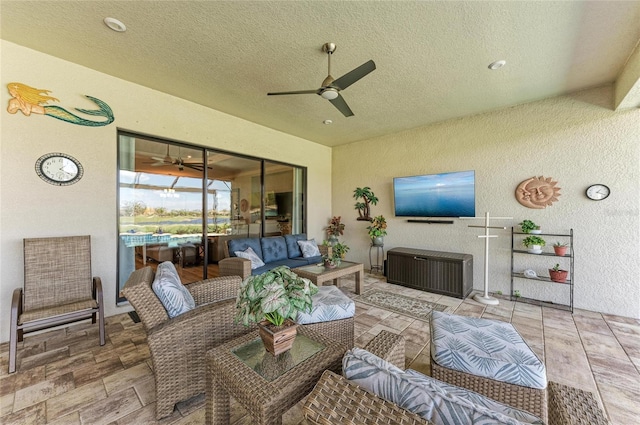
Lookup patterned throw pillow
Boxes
[297,239,321,258]
[234,246,265,269]
[343,348,541,425]
[152,261,195,318]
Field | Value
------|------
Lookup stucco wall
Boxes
[333,85,639,319]
[0,41,332,343]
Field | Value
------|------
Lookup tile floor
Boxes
[1,273,638,424]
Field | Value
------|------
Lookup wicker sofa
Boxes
[303,331,610,425]
[219,234,328,279]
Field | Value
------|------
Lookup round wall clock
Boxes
[35,152,84,186]
[586,184,610,201]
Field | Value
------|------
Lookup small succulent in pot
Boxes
[553,241,568,256]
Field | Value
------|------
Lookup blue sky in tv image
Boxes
[393,170,475,218]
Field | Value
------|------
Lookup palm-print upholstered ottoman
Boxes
[297,285,355,349]
[430,311,548,422]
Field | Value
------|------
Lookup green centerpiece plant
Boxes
[235,266,318,327]
[235,266,318,355]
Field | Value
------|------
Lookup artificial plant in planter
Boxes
[235,266,318,355]
[353,187,378,221]
[367,215,387,246]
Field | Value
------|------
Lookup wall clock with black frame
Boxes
[35,152,84,186]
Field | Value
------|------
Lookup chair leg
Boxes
[99,306,105,346]
[9,323,17,374]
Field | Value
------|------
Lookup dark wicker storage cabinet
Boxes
[386,248,473,299]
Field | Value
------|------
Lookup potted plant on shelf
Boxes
[549,263,568,283]
[353,187,378,221]
[235,266,318,355]
[553,241,568,256]
[367,215,387,246]
[522,235,546,254]
[325,216,345,245]
[519,219,541,234]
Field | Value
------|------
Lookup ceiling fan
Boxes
[267,42,376,117]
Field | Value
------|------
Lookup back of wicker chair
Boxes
[121,267,255,419]
[9,235,104,373]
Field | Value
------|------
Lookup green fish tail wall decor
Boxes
[7,83,115,127]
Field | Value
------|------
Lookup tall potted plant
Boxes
[325,216,345,245]
[367,215,387,246]
[235,266,318,355]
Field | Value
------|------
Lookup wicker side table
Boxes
[206,326,347,425]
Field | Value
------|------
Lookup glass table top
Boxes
[232,334,325,381]
[296,260,359,276]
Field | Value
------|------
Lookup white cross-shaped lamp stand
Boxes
[460,212,512,306]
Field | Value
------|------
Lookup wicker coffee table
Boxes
[205,326,346,425]
[294,261,364,295]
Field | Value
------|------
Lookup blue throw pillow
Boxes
[152,261,195,318]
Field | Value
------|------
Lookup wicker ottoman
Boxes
[430,311,548,422]
[297,285,355,349]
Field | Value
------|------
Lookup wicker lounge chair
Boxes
[9,235,105,374]
[121,267,254,419]
[303,331,609,425]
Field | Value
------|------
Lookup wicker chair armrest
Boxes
[364,330,406,370]
[186,275,241,305]
[218,257,251,279]
[548,381,609,425]
[149,298,237,338]
[303,370,429,425]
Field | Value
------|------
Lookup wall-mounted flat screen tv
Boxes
[393,170,475,218]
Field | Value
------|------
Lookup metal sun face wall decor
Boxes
[515,176,561,209]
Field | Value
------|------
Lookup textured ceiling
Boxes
[2,1,639,147]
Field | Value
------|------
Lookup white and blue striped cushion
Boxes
[296,285,355,324]
[152,261,195,318]
[343,348,542,425]
[430,311,547,389]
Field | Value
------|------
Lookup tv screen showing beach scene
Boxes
[393,170,475,217]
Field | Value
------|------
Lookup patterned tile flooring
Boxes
[1,273,639,424]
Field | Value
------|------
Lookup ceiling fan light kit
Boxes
[267,42,376,117]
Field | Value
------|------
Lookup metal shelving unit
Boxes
[510,228,574,313]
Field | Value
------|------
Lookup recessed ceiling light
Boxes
[104,17,126,32]
[323,119,333,125]
[488,60,506,70]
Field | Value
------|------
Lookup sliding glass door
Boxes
[117,131,306,302]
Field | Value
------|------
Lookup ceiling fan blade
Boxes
[332,60,376,90]
[267,89,319,96]
[329,94,354,117]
